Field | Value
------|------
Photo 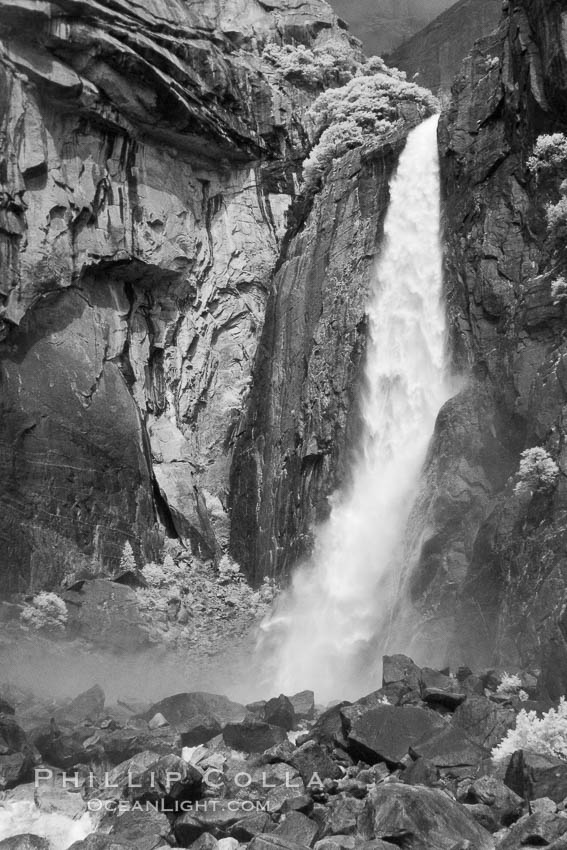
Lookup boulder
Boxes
[498,812,567,849]
[505,749,567,803]
[55,685,105,724]
[289,692,315,721]
[308,703,350,748]
[341,703,444,766]
[321,794,366,837]
[265,779,308,814]
[64,580,150,650]
[0,717,38,788]
[401,756,440,787]
[180,715,222,747]
[288,741,343,785]
[419,669,466,709]
[358,784,495,849]
[452,696,515,750]
[174,802,244,843]
[249,836,311,850]
[0,839,49,850]
[273,812,319,847]
[410,725,489,771]
[110,808,172,844]
[314,839,356,850]
[143,693,246,728]
[0,699,15,716]
[223,719,286,753]
[264,696,296,732]
[189,835,219,850]
[461,775,523,827]
[99,751,202,804]
[231,813,275,841]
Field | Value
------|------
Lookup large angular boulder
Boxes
[287,741,343,785]
[0,717,38,788]
[505,749,567,803]
[341,703,444,766]
[264,696,296,732]
[321,794,366,837]
[180,715,222,747]
[419,669,466,709]
[410,725,489,770]
[231,813,275,842]
[452,696,515,749]
[358,784,495,849]
[248,836,311,850]
[54,685,105,724]
[0,840,49,850]
[498,812,567,849]
[143,693,246,728]
[461,775,523,827]
[273,812,319,847]
[289,692,315,721]
[64,580,150,650]
[308,703,351,748]
[223,719,286,753]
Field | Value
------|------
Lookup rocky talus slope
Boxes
[0,0,357,592]
[400,0,567,693]
[1,655,565,850]
[386,0,502,95]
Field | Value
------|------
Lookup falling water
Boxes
[260,115,454,702]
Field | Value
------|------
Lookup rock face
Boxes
[230,116,428,581]
[387,0,502,95]
[402,0,567,685]
[0,0,356,591]
[327,0,456,57]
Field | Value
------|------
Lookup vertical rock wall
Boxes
[0,0,352,591]
[404,0,567,692]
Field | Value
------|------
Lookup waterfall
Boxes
[259,115,454,702]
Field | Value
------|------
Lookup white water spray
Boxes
[260,115,453,702]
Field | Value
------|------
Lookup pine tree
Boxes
[119,540,137,572]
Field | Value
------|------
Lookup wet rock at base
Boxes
[223,719,287,753]
[307,703,351,749]
[358,783,495,849]
[341,702,444,766]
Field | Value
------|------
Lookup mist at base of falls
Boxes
[257,115,455,703]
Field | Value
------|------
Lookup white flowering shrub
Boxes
[20,592,68,633]
[492,697,567,761]
[497,672,523,695]
[513,447,560,497]
[302,73,437,191]
[546,197,567,242]
[527,133,567,175]
[551,275,567,304]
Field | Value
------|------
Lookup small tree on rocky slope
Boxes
[493,697,567,761]
[513,446,559,498]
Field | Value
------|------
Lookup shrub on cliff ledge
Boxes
[527,133,567,175]
[513,446,559,497]
[302,73,438,192]
[492,697,567,761]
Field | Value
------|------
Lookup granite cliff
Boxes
[0,0,356,591]
[401,0,567,695]
[387,0,502,95]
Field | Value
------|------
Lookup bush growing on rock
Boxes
[492,697,567,761]
[19,591,68,633]
[551,275,567,304]
[302,73,438,192]
[513,446,559,497]
[262,42,360,87]
[527,133,567,175]
[497,673,528,701]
